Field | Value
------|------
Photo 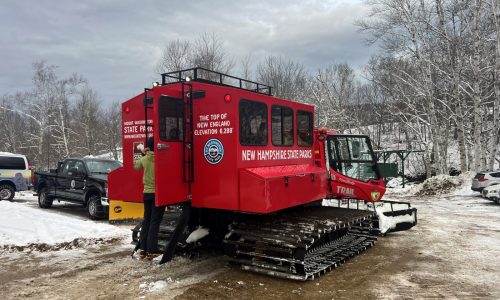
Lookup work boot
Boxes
[145,252,162,261]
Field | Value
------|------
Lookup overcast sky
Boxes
[0,0,377,106]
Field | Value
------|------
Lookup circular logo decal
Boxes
[114,206,122,213]
[204,138,224,164]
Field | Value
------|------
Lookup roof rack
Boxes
[161,67,272,96]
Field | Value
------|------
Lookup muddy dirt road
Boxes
[1,191,499,299]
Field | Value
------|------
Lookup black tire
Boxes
[38,187,53,208]
[0,184,15,201]
[87,195,105,220]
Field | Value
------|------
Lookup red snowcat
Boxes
[108,68,417,280]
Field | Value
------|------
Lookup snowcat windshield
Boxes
[327,135,380,182]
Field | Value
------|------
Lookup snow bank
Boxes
[416,175,462,195]
[0,200,128,247]
[387,172,475,196]
[414,171,475,196]
[385,177,418,195]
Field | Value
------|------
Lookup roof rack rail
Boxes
[161,67,272,96]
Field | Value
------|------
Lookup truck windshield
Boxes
[85,160,122,174]
[327,135,380,182]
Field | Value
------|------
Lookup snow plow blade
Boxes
[323,199,417,235]
[372,200,417,234]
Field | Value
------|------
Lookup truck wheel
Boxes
[0,184,15,201]
[87,195,104,220]
[38,187,53,208]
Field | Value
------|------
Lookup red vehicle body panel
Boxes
[150,88,190,205]
[239,164,328,213]
[108,94,148,204]
[109,80,385,214]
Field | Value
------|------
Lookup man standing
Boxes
[134,136,166,260]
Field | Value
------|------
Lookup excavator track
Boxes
[223,206,377,280]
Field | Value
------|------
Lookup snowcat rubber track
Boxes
[223,206,377,280]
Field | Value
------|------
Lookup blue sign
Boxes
[204,138,224,164]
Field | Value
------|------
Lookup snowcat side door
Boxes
[153,95,189,206]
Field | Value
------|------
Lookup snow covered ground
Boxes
[0,175,499,299]
[0,191,129,250]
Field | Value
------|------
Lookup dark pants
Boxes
[139,193,166,254]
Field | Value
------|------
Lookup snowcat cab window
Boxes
[239,99,268,146]
[271,105,294,146]
[297,110,313,147]
[159,96,184,142]
[327,135,380,182]
[351,141,361,158]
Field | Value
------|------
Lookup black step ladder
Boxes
[182,83,194,185]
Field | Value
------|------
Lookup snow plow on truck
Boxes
[108,67,417,280]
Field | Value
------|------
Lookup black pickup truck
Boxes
[35,158,122,220]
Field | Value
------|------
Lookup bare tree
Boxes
[309,63,357,130]
[240,54,256,89]
[257,56,308,101]
[155,33,235,75]
[0,93,28,153]
[192,32,235,74]
[51,73,86,160]
[358,0,500,174]
[102,101,122,160]
[487,0,500,170]
[73,85,103,156]
[1,61,121,168]
[155,39,192,74]
[29,61,59,167]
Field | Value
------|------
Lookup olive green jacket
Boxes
[134,151,155,193]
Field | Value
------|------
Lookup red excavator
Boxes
[108,68,417,280]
